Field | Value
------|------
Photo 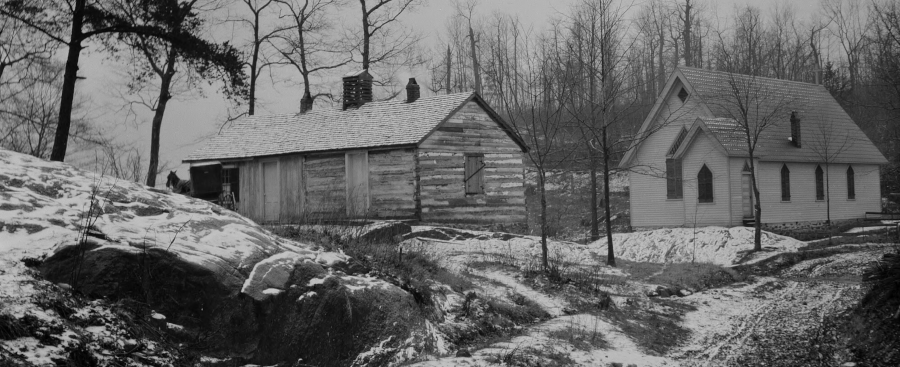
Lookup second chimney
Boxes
[343,69,373,110]
[790,111,801,148]
[406,78,420,103]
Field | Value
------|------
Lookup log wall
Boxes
[368,149,417,218]
[417,101,526,224]
[303,153,346,218]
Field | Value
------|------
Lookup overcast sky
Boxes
[69,0,821,185]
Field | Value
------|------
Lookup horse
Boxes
[166,171,192,196]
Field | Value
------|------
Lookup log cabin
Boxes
[620,67,888,230]
[183,71,528,225]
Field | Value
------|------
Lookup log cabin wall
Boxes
[236,160,260,221]
[303,153,346,219]
[368,148,417,218]
[417,101,526,224]
[279,155,304,222]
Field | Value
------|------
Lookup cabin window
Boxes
[464,154,485,194]
[698,164,713,203]
[815,165,825,200]
[222,167,240,202]
[847,166,855,199]
[666,158,683,199]
[678,88,689,103]
[780,164,790,201]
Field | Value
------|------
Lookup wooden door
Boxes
[263,161,280,222]
[741,174,754,218]
[345,152,369,216]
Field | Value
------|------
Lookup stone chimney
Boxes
[342,69,373,110]
[406,78,420,103]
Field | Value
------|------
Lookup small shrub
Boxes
[0,313,28,340]
[546,317,608,351]
[485,294,549,324]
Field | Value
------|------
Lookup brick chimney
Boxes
[406,78,420,103]
[790,111,801,147]
[342,69,373,110]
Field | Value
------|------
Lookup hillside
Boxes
[1,148,896,366]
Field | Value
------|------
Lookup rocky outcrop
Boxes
[0,149,437,365]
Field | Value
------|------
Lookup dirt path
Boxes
[671,248,890,367]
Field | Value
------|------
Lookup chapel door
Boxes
[263,161,280,222]
[346,152,369,217]
[741,173,754,218]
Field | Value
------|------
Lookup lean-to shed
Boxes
[184,75,529,224]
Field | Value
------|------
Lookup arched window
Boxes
[815,165,825,200]
[847,166,855,199]
[698,164,713,203]
[781,164,790,201]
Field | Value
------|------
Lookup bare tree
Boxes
[454,0,482,95]
[113,0,246,187]
[0,62,94,159]
[707,72,798,251]
[822,0,871,91]
[272,0,350,112]
[232,0,282,116]
[806,114,853,224]
[485,16,575,270]
[353,0,423,92]
[0,0,186,162]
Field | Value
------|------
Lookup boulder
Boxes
[0,149,438,365]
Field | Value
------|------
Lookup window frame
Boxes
[677,87,689,103]
[464,153,485,195]
[847,166,855,200]
[815,165,825,201]
[780,164,790,202]
[666,158,683,200]
[697,164,714,203]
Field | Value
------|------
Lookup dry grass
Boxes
[603,298,695,355]
[623,261,748,291]
[546,316,608,351]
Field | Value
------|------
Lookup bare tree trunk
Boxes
[50,0,85,162]
[145,51,176,187]
[749,156,762,251]
[538,168,549,269]
[683,0,692,67]
[657,30,665,92]
[446,45,451,94]
[825,162,831,224]
[359,0,370,70]
[602,125,615,266]
[249,10,261,116]
[468,26,481,95]
[590,147,599,241]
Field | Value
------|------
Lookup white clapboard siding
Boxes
[681,131,732,226]
[756,161,881,223]
[629,80,709,228]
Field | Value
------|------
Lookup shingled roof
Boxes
[677,67,887,164]
[185,92,524,162]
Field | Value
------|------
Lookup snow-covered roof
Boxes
[678,67,887,164]
[185,92,526,162]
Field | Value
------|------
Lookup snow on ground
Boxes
[0,149,346,364]
[844,225,896,233]
[589,226,805,266]
[405,226,803,271]
[0,149,346,287]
